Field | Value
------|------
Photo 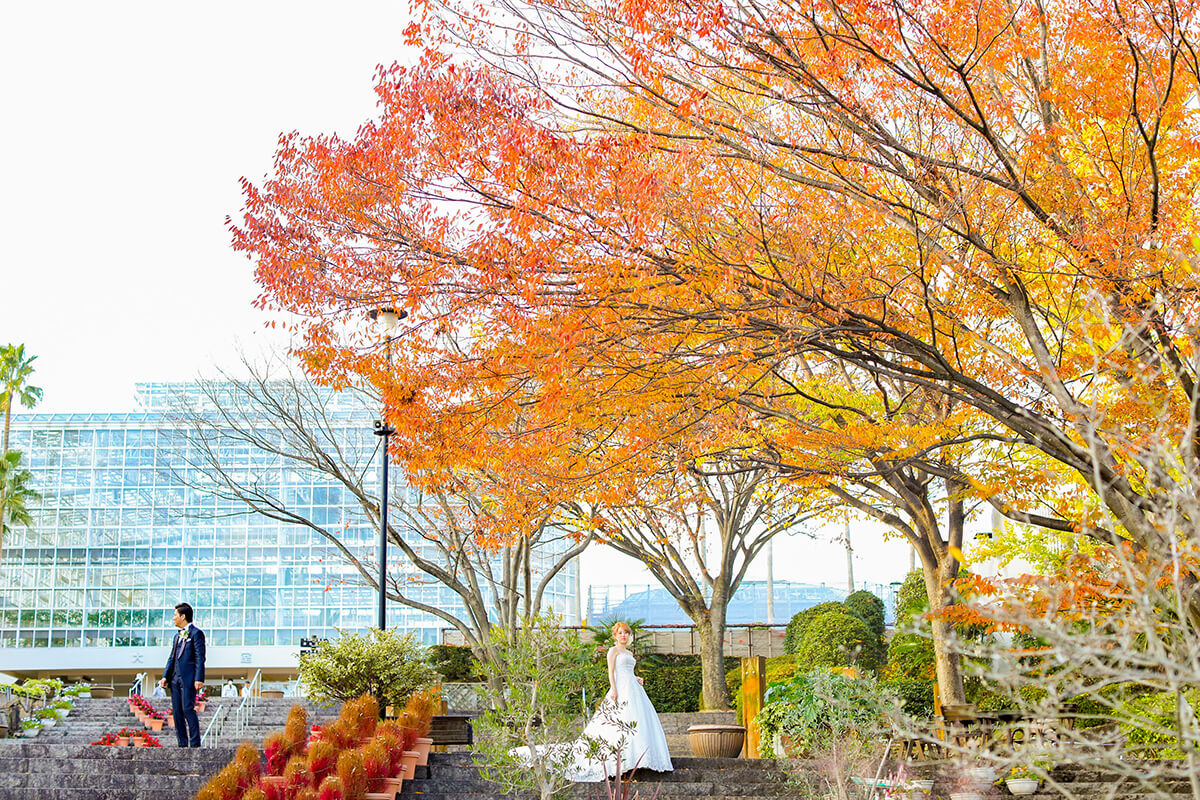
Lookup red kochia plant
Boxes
[403,690,436,737]
[234,743,262,794]
[306,740,338,788]
[324,719,357,751]
[258,778,286,800]
[361,741,390,791]
[317,775,344,800]
[374,721,405,776]
[242,788,267,800]
[284,704,309,753]
[283,756,309,794]
[337,748,367,800]
[294,787,319,800]
[351,694,379,739]
[264,732,290,776]
[397,711,421,752]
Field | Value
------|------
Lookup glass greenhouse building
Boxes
[0,383,579,685]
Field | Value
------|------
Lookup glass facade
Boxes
[0,383,577,674]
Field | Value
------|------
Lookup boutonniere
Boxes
[180,629,191,642]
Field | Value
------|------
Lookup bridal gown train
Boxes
[515,650,674,782]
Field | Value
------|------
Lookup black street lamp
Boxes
[369,307,406,631]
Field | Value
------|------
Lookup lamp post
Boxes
[368,307,406,631]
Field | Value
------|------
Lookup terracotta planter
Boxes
[687,724,746,758]
[148,718,164,731]
[413,736,433,766]
[91,687,114,699]
[365,793,394,800]
[195,702,207,713]
[400,750,420,780]
[263,776,287,791]
[116,736,130,746]
[132,738,147,747]
[383,776,403,794]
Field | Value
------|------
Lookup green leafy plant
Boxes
[756,668,897,758]
[474,613,596,800]
[298,628,436,714]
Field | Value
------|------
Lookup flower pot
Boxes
[964,767,996,787]
[195,702,206,713]
[906,779,934,798]
[413,736,434,766]
[132,738,147,747]
[365,793,394,800]
[263,776,287,791]
[40,718,56,727]
[686,724,746,758]
[383,776,403,794]
[91,686,114,699]
[149,718,164,731]
[1006,778,1040,795]
[262,689,285,699]
[949,793,982,800]
[400,750,420,780]
[116,736,130,746]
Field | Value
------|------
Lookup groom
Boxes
[159,602,206,747]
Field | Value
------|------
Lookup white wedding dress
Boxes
[514,650,674,782]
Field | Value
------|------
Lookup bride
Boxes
[512,621,674,782]
[567,621,674,781]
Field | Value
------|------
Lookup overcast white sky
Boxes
[0,0,918,596]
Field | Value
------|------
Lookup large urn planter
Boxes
[686,724,747,758]
[262,689,284,699]
[91,686,114,699]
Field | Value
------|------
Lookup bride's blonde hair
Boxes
[611,621,632,636]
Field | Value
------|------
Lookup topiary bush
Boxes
[298,628,436,715]
[757,668,898,757]
[795,611,881,671]
[844,591,885,639]
[784,601,847,654]
[426,644,479,682]
[878,677,935,717]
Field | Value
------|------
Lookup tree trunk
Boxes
[923,559,966,706]
[694,611,731,710]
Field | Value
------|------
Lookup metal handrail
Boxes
[200,702,227,746]
[128,672,148,697]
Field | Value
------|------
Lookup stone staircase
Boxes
[0,741,238,799]
[32,696,337,747]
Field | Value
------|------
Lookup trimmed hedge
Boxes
[784,601,847,654]
[427,644,479,683]
[795,611,880,670]
[844,591,885,639]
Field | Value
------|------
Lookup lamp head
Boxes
[368,307,407,333]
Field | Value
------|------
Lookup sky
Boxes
[0,0,918,598]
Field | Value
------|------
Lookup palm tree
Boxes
[0,343,43,558]
[0,343,43,454]
[0,451,39,539]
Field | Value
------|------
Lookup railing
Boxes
[200,703,227,746]
[129,672,148,697]
[200,670,261,746]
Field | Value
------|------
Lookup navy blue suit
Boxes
[163,624,206,747]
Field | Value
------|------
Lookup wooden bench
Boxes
[429,713,474,746]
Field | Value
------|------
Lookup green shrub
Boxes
[844,591,885,639]
[784,602,847,654]
[795,611,881,671]
[879,678,934,717]
[886,632,934,679]
[427,644,479,682]
[298,628,436,713]
[757,668,898,757]
[1116,688,1200,758]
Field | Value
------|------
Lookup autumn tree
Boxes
[170,356,591,679]
[234,0,1200,655]
[593,455,815,709]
